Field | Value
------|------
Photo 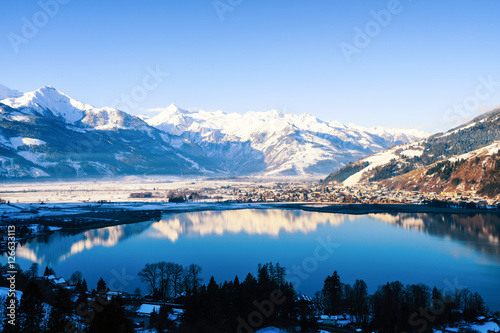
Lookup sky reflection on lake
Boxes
[4,209,500,310]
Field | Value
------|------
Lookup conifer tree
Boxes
[18,281,45,333]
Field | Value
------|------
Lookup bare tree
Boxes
[27,263,39,280]
[157,261,173,299]
[184,264,203,292]
[171,263,184,297]
[69,271,83,285]
[138,263,159,295]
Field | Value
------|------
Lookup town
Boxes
[131,180,500,210]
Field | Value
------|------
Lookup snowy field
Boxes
[0,176,300,204]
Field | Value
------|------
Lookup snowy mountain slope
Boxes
[325,107,500,190]
[0,86,154,132]
[0,85,217,178]
[146,105,428,175]
[384,141,500,198]
[1,86,88,124]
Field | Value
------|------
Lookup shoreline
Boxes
[276,202,500,215]
[1,202,499,245]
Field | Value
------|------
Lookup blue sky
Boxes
[1,0,499,132]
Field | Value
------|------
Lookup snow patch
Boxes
[343,149,400,186]
[11,114,31,122]
[10,137,46,149]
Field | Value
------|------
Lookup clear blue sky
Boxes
[1,0,499,132]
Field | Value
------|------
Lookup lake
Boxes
[4,209,500,310]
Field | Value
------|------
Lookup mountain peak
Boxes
[39,85,56,90]
[2,86,88,124]
[34,85,67,99]
[145,103,192,132]
[166,103,180,111]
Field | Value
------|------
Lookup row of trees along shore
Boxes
[0,261,495,333]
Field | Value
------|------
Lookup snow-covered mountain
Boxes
[0,86,215,178]
[145,104,428,175]
[325,107,500,197]
[0,83,428,179]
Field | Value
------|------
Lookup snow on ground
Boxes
[137,304,161,315]
[10,115,31,122]
[439,122,478,138]
[0,287,23,301]
[448,141,500,162]
[343,148,399,186]
[0,135,11,148]
[470,321,500,333]
[0,177,285,203]
[87,161,114,176]
[17,151,55,168]
[400,149,423,157]
[0,203,22,214]
[10,137,46,150]
[433,321,500,333]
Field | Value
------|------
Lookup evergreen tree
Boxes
[323,271,342,314]
[47,288,73,332]
[88,296,134,333]
[43,266,55,276]
[81,279,88,293]
[149,305,174,332]
[18,281,45,333]
[97,277,107,292]
[353,279,369,324]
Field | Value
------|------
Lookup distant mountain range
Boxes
[143,103,427,175]
[0,84,427,179]
[325,108,500,198]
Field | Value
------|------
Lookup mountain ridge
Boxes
[144,103,428,175]
[0,83,428,179]
[324,108,500,198]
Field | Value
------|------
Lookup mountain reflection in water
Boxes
[13,209,500,266]
[370,213,500,258]
[7,208,500,311]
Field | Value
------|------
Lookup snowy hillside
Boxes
[0,85,216,178]
[325,107,500,195]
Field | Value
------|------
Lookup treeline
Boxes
[324,161,369,183]
[477,156,500,197]
[316,271,488,332]
[177,268,491,333]
[179,262,313,333]
[0,262,494,333]
[426,160,466,182]
[368,159,414,182]
[137,261,198,299]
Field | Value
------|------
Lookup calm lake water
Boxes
[4,209,500,310]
